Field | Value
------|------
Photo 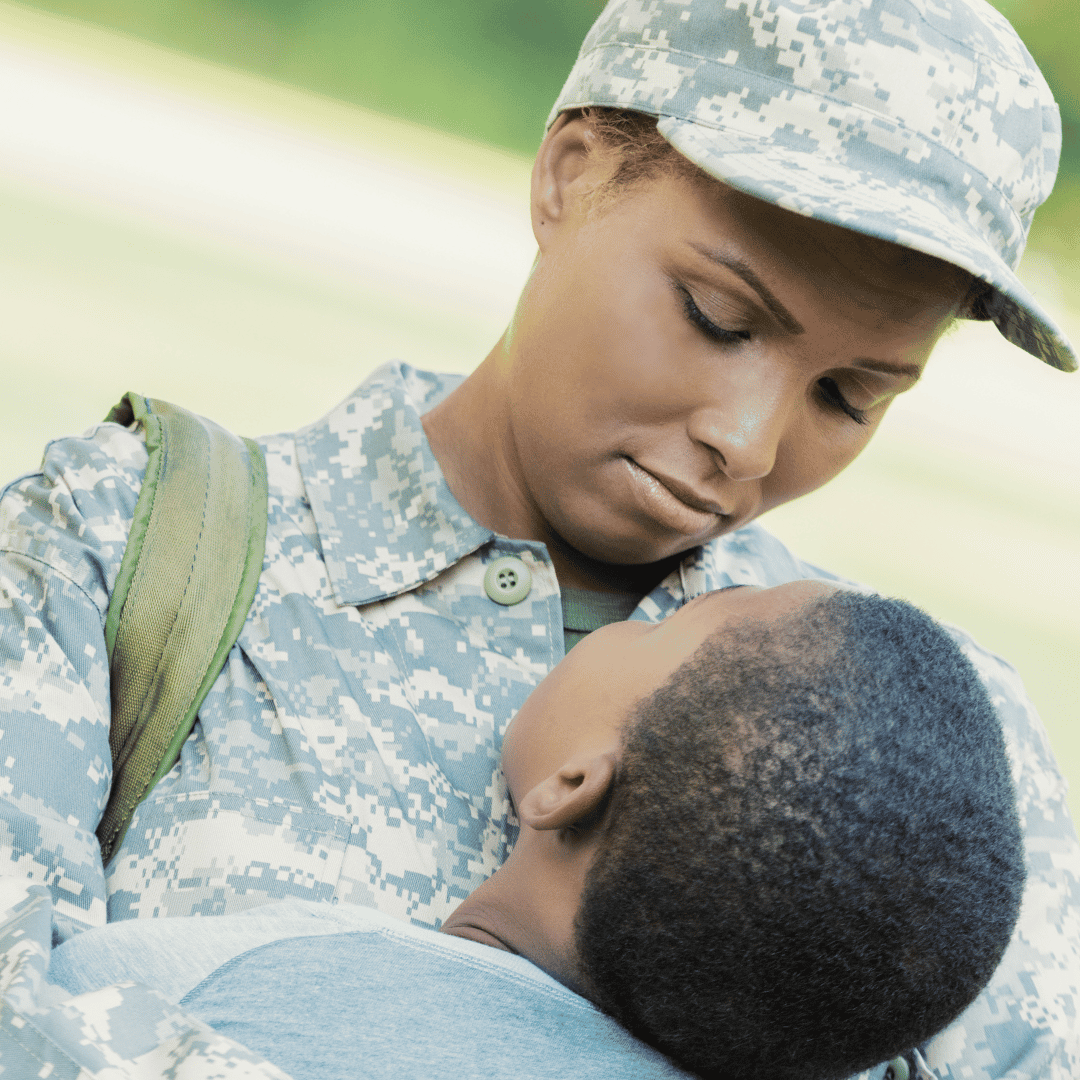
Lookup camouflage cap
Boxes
[549,0,1077,372]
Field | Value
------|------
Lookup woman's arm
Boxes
[0,425,138,938]
[0,425,290,1076]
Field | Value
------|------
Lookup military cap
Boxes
[549,0,1077,372]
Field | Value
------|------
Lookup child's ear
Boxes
[517,749,617,832]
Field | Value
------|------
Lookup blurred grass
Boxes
[1,0,1076,822]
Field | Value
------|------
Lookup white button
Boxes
[484,556,532,605]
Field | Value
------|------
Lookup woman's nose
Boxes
[685,377,791,483]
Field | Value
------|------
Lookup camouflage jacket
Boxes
[0,363,1076,1078]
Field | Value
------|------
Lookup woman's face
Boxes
[501,122,966,566]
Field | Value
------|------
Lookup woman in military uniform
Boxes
[0,1,1075,1077]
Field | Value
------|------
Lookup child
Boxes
[48,582,1024,1080]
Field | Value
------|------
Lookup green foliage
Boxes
[982,0,1079,279]
[987,0,1078,169]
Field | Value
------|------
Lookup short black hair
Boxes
[575,590,1025,1080]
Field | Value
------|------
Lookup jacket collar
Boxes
[633,523,813,624]
[295,362,494,607]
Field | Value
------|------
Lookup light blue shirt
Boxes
[48,900,692,1079]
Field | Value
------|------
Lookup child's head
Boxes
[573,585,1025,1078]
[442,581,1025,1080]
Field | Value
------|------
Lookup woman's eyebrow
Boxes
[851,358,924,381]
[687,243,805,335]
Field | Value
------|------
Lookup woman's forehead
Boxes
[693,178,962,288]
[611,170,970,319]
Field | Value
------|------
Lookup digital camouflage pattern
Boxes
[549,0,1078,372]
[0,363,1077,1076]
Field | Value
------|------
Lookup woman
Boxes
[0,0,1076,1077]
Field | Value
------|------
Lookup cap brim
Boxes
[658,116,1077,373]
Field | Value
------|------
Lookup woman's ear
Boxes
[530,113,602,248]
[517,748,617,832]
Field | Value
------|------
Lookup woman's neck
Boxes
[421,344,684,597]
[543,531,682,595]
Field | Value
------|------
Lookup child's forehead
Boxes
[668,580,838,627]
[586,581,840,685]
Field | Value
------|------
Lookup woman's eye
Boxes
[817,377,869,425]
[680,287,751,346]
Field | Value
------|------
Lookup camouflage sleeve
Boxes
[0,427,294,1077]
[0,880,293,1077]
[918,639,1080,1079]
[0,423,144,939]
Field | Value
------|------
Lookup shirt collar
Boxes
[637,524,824,622]
[295,362,494,606]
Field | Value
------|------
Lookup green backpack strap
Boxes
[96,394,268,865]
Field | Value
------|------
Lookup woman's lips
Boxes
[621,457,726,534]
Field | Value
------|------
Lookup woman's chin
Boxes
[551,518,709,573]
